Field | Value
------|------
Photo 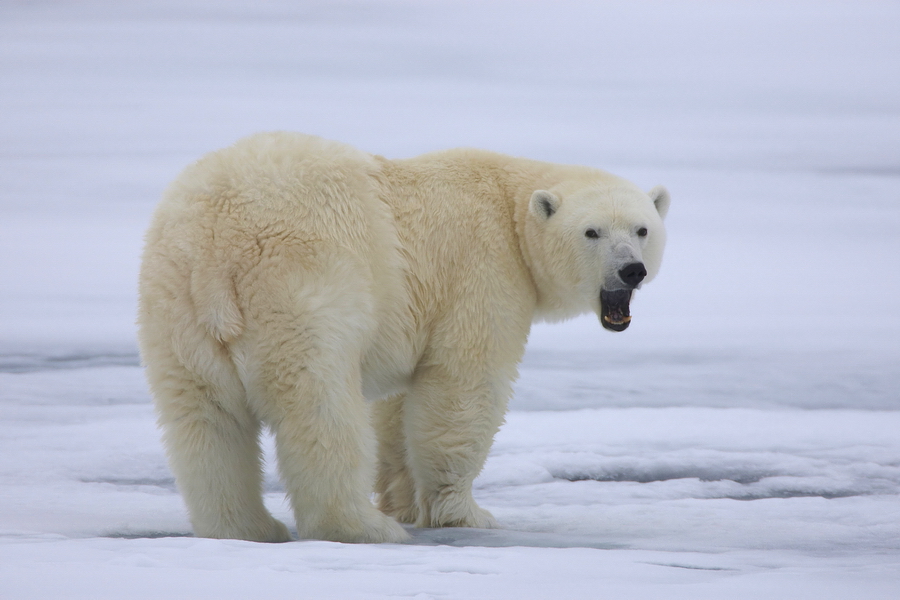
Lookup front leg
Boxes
[403,363,511,529]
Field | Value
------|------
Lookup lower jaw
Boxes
[601,315,630,332]
[599,289,633,332]
[602,314,631,331]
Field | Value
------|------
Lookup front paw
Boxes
[463,505,499,529]
[416,490,499,529]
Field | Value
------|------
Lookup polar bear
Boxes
[138,132,669,543]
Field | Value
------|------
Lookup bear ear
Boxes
[648,185,670,220]
[530,190,560,220]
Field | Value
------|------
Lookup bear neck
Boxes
[378,149,601,323]
[500,156,603,321]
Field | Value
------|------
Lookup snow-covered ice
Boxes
[1,1,899,598]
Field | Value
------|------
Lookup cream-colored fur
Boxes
[138,132,669,543]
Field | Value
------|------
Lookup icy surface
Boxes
[1,1,899,598]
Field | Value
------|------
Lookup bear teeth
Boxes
[603,315,632,325]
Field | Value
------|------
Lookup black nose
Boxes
[618,262,647,288]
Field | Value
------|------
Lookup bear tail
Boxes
[190,268,244,343]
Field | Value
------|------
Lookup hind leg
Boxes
[241,267,409,543]
[266,373,407,543]
[143,336,291,542]
[373,395,419,524]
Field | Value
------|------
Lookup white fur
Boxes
[138,132,669,543]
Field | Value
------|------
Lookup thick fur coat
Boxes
[138,132,669,542]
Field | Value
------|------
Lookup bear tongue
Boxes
[600,289,632,332]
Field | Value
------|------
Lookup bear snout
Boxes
[618,262,647,288]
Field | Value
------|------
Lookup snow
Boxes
[1,0,899,598]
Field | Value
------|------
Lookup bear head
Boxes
[524,177,670,331]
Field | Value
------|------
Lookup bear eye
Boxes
[585,229,600,239]
[637,227,648,237]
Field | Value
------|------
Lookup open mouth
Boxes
[600,289,633,332]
